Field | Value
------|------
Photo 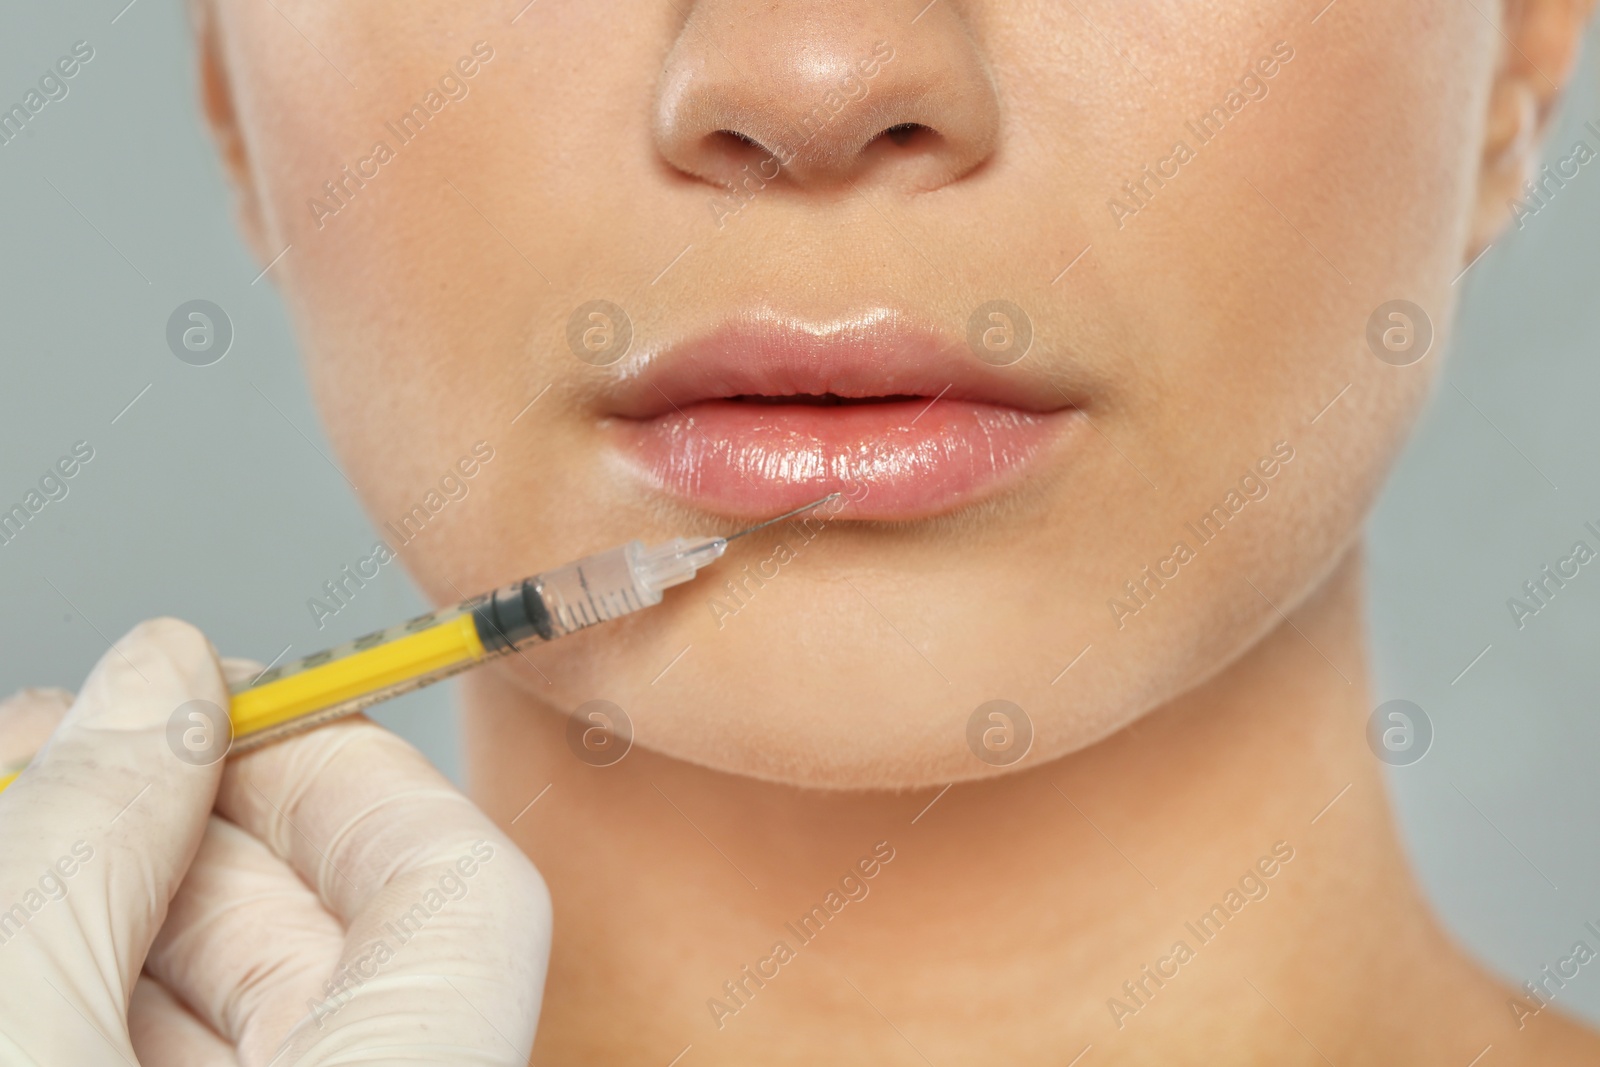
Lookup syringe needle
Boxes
[724,492,843,542]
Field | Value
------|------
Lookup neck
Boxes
[461,546,1563,1064]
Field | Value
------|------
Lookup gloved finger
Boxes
[129,975,237,1067]
[216,718,551,1065]
[0,686,72,767]
[0,618,230,1063]
[219,656,267,689]
[217,717,535,925]
[145,815,343,1059]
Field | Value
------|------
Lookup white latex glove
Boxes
[0,618,551,1066]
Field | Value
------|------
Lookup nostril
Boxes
[702,128,781,178]
[880,123,932,148]
[714,129,763,150]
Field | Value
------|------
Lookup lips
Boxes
[603,310,1077,520]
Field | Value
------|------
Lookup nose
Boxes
[652,1,1000,192]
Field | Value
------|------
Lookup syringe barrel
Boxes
[472,541,659,650]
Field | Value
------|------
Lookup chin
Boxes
[481,563,1206,792]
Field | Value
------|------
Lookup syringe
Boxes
[0,494,838,788]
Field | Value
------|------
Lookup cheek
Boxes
[945,5,1497,775]
[1042,3,1495,759]
[230,1,671,599]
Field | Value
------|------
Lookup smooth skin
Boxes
[2,0,1597,1063]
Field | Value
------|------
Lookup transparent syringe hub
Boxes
[542,537,726,635]
[473,536,728,649]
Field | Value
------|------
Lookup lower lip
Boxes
[611,399,1071,519]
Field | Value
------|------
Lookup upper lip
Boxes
[602,307,1073,419]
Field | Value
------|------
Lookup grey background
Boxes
[2,0,1599,1025]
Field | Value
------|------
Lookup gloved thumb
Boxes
[0,617,229,1063]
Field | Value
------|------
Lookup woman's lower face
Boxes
[203,0,1501,787]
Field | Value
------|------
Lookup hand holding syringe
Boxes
[0,499,858,1063]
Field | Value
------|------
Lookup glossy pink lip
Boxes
[604,312,1077,520]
